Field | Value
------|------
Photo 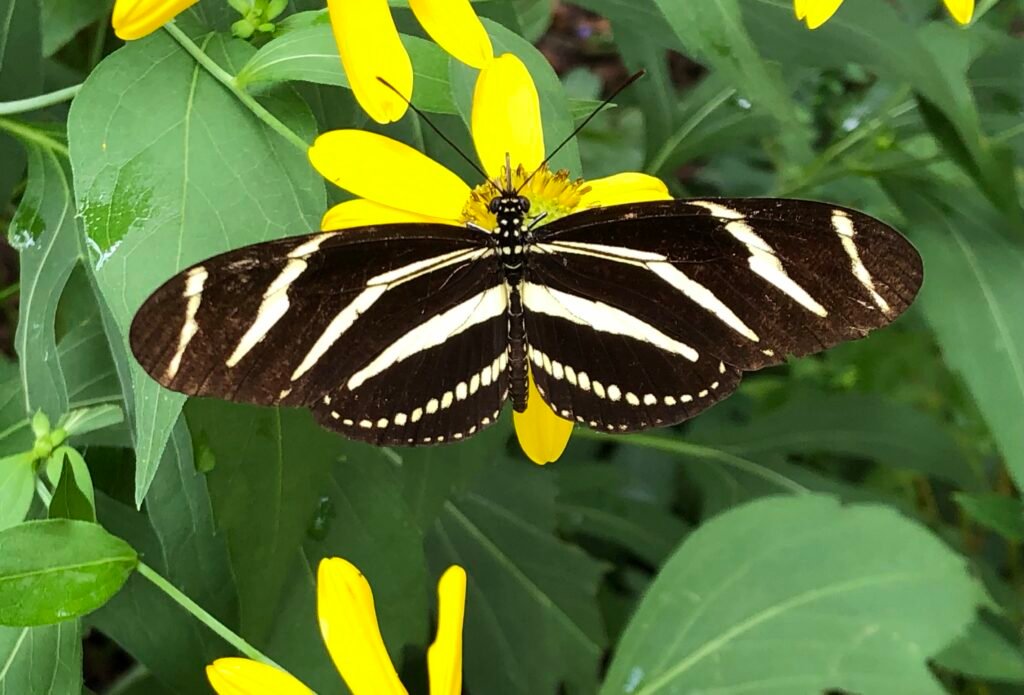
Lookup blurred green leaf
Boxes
[40,0,110,57]
[954,492,1024,542]
[0,519,136,626]
[0,622,82,694]
[427,461,607,695]
[237,22,458,115]
[690,391,979,489]
[935,615,1024,684]
[0,452,35,531]
[60,404,122,437]
[9,139,80,423]
[602,495,982,694]
[68,33,324,506]
[0,0,43,211]
[885,178,1024,491]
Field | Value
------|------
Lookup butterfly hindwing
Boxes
[130,224,508,444]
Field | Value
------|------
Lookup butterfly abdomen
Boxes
[508,282,529,411]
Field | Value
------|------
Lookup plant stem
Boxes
[163,21,309,153]
[573,429,809,494]
[136,561,283,669]
[0,85,82,116]
[0,118,70,158]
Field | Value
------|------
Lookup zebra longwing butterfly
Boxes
[129,192,922,446]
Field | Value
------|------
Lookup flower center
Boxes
[461,164,591,230]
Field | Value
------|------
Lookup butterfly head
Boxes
[488,192,531,241]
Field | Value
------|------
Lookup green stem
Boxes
[0,85,82,116]
[0,281,19,303]
[163,21,308,153]
[573,429,809,494]
[136,561,283,669]
[0,117,70,157]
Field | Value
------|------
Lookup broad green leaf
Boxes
[0,519,137,626]
[190,401,338,642]
[40,0,110,57]
[935,615,1024,683]
[650,0,810,163]
[0,622,82,694]
[954,493,1024,542]
[602,495,982,694]
[68,33,324,505]
[94,488,234,695]
[0,0,43,210]
[884,178,1024,491]
[689,392,979,489]
[303,447,428,657]
[427,461,607,695]
[510,0,552,41]
[10,139,80,422]
[238,23,458,115]
[449,18,582,177]
[56,307,121,412]
[47,449,96,522]
[0,453,35,531]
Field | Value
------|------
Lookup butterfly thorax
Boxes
[490,192,532,412]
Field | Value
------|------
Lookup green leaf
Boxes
[689,392,979,489]
[0,0,43,210]
[0,622,82,694]
[935,615,1024,683]
[10,140,80,423]
[40,0,110,57]
[954,493,1024,542]
[0,519,137,626]
[190,401,338,642]
[650,0,810,163]
[47,449,96,522]
[427,461,607,695]
[449,18,582,177]
[237,23,458,114]
[884,179,1024,491]
[55,274,123,412]
[302,447,428,658]
[68,33,324,506]
[602,495,982,694]
[59,404,123,438]
[0,452,35,531]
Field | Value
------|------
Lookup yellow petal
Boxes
[111,0,199,40]
[944,0,973,23]
[472,53,544,181]
[327,0,412,123]
[793,0,845,28]
[318,558,408,695]
[577,172,671,209]
[409,0,493,68]
[322,199,456,230]
[205,659,313,695]
[513,369,573,465]
[427,566,467,695]
[309,130,470,221]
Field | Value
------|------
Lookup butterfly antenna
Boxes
[376,76,499,190]
[505,152,513,193]
[516,70,646,194]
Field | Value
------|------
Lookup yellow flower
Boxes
[206,559,467,695]
[307,53,670,464]
[327,0,494,124]
[111,0,199,40]
[794,0,973,28]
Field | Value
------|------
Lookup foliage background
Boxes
[0,0,1023,693]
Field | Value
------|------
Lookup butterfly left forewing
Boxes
[130,224,509,444]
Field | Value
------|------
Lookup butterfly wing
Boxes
[524,198,922,431]
[130,224,509,445]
